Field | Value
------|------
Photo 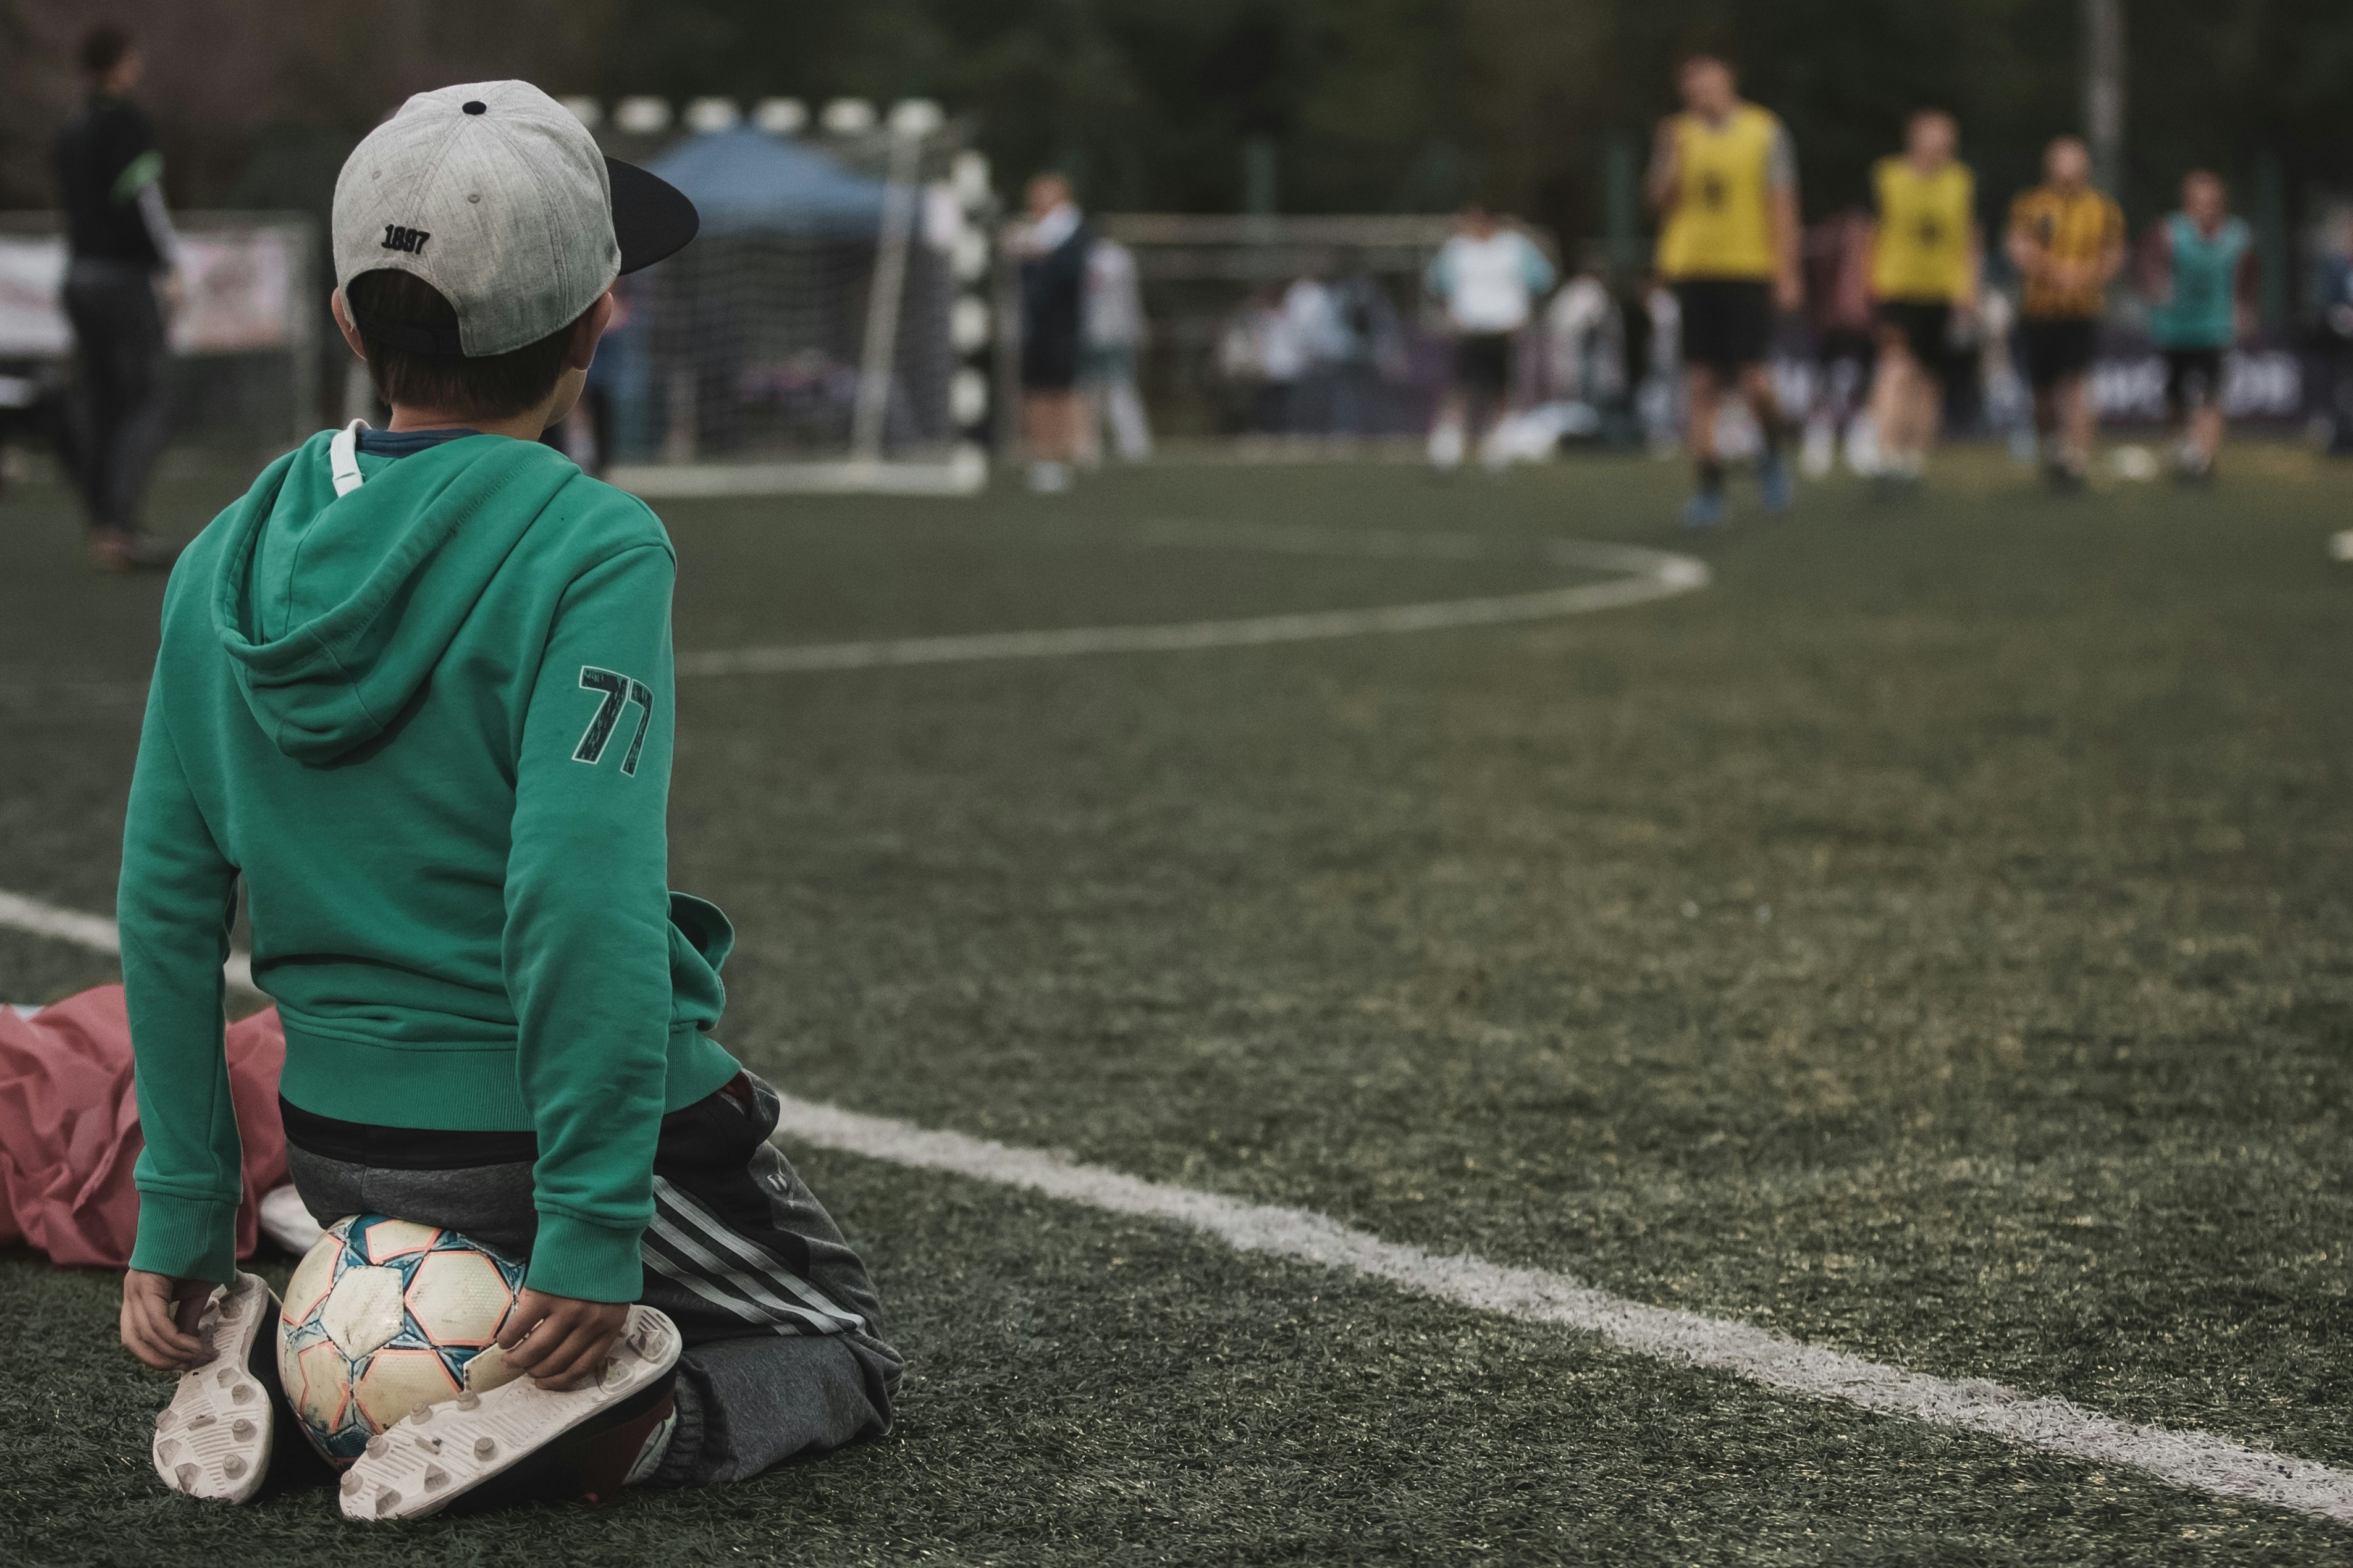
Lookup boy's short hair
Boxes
[80,23,133,77]
[344,269,582,420]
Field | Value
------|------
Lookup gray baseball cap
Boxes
[332,80,697,357]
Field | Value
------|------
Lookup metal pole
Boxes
[2084,0,2124,196]
[851,127,923,466]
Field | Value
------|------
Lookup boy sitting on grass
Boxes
[115,81,899,1518]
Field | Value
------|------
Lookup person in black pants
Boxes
[54,24,180,571]
[1016,172,1092,493]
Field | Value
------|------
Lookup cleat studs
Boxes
[188,1413,216,1429]
[223,1456,246,1480]
[230,1419,255,1441]
[230,1381,255,1404]
[365,1433,389,1457]
[415,1435,442,1453]
[423,1464,449,1490]
[341,1470,363,1495]
[410,1402,433,1424]
[155,1408,178,1433]
[217,1367,237,1387]
[455,1390,481,1411]
[156,1439,181,1464]
[473,1436,497,1460]
[374,1488,402,1516]
[174,1463,197,1490]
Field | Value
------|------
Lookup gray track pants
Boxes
[284,1071,900,1488]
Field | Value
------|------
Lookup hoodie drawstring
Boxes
[329,419,369,497]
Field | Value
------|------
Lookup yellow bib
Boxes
[1657,105,1780,280]
[1871,158,1974,302]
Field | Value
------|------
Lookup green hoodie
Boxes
[119,429,741,1302]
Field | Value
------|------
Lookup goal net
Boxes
[1092,213,1478,447]
[0,211,319,465]
[589,104,995,497]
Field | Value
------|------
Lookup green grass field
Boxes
[4,443,2352,1564]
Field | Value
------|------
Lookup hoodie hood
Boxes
[212,431,581,761]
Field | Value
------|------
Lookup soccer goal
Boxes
[582,98,997,498]
[1092,212,1469,446]
[0,211,320,464]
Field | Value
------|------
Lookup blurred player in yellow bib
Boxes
[2005,136,2124,489]
[1865,111,1980,485]
[1647,53,1802,529]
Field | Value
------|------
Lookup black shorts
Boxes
[2163,346,2226,417]
[2018,317,2098,392]
[1876,300,1953,373]
[1021,324,1082,392]
[1453,332,1513,398]
[1674,278,1773,374]
[1817,329,1874,370]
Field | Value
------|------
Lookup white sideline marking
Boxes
[11,893,2352,1522]
[770,1094,2353,1527]
[678,534,1707,678]
[0,889,256,993]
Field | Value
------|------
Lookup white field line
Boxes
[770,1094,2353,1527]
[11,892,2352,1524]
[678,533,1707,678]
[0,888,256,992]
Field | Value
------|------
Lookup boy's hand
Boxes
[498,1289,629,1390]
[121,1270,216,1372]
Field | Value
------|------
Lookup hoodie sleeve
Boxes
[503,540,677,1302]
[121,686,243,1285]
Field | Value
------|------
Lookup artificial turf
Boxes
[2,443,2351,1562]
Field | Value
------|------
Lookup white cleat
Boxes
[152,1271,276,1504]
[340,1305,681,1522]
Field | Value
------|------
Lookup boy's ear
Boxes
[330,288,367,363]
[566,287,617,372]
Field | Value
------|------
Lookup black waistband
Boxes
[279,1096,539,1170]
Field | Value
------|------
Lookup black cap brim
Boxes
[608,157,698,274]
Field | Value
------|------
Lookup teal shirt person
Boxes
[2149,212,2251,350]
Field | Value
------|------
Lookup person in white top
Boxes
[1423,206,1555,468]
[1079,237,1153,463]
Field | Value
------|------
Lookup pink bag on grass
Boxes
[0,985,288,1269]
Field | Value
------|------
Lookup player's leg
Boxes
[628,1071,901,1487]
[1427,384,1467,468]
[1107,350,1153,460]
[2178,350,2225,479]
[1677,282,1729,526]
[1867,317,1918,476]
[59,275,127,553]
[1898,304,1951,473]
[1684,363,1725,527]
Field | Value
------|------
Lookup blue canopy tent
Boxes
[641,127,886,238]
[607,128,953,462]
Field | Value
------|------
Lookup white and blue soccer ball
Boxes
[277,1215,528,1467]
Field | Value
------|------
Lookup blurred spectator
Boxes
[1423,204,1555,469]
[2313,211,2353,453]
[2138,170,2254,480]
[1280,270,1344,436]
[1801,208,1877,475]
[1543,257,1627,419]
[1016,171,1093,492]
[1323,254,1402,438]
[55,23,181,571]
[1079,235,1152,463]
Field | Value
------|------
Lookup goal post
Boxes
[587,98,999,499]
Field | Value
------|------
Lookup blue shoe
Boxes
[1758,450,1794,513]
[1682,489,1725,530]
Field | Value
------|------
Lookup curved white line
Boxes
[677,534,1707,679]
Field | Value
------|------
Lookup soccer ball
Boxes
[277,1215,528,1467]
